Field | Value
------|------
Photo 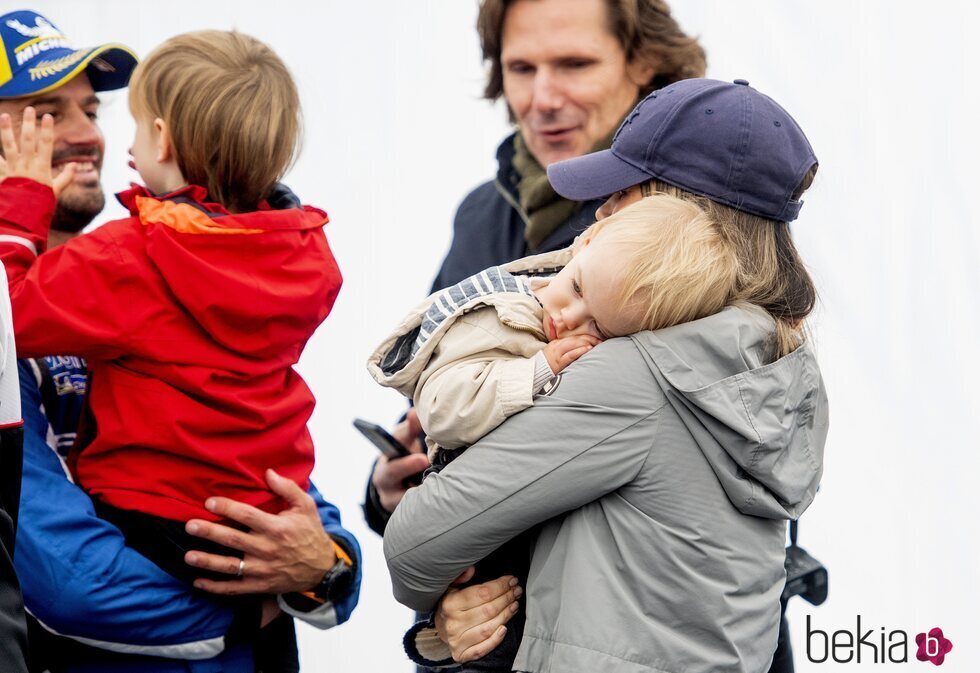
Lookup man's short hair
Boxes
[128,30,301,213]
[476,0,707,102]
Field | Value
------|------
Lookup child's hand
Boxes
[543,334,602,374]
[0,107,76,195]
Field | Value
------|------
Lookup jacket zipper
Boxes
[500,316,546,341]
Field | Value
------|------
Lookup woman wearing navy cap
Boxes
[385,79,829,673]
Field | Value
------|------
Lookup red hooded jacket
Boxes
[0,178,341,521]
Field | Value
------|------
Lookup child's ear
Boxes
[153,118,173,163]
[569,231,594,256]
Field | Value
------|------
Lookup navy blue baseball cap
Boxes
[547,78,817,222]
[0,10,137,99]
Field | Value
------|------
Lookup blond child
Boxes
[369,193,737,460]
[0,31,355,591]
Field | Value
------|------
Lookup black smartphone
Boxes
[353,418,413,460]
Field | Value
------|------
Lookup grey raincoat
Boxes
[384,303,828,673]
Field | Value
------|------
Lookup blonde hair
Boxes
[128,30,301,212]
[643,172,819,359]
[577,194,737,333]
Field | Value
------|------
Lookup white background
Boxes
[11,1,980,671]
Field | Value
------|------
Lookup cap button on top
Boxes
[734,79,750,86]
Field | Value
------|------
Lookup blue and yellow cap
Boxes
[0,10,137,99]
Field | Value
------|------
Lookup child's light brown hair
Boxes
[576,193,737,334]
[128,30,301,212]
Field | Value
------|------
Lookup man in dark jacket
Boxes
[365,0,705,533]
[363,1,709,670]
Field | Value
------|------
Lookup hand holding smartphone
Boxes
[353,418,413,460]
[360,413,428,497]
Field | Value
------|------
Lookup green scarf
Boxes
[511,127,617,251]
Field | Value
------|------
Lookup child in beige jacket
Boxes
[368,193,737,460]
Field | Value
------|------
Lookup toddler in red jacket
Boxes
[0,31,342,585]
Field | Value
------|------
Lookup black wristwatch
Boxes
[284,537,356,612]
[313,553,355,603]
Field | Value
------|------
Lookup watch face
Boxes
[317,558,354,602]
[328,565,354,602]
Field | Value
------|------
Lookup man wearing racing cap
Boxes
[0,10,136,237]
[0,11,361,672]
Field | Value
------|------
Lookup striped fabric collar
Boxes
[412,266,536,358]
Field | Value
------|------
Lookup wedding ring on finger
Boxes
[236,558,246,578]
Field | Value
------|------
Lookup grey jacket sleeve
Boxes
[383,338,666,612]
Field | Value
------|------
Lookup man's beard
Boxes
[51,185,105,233]
[49,145,105,233]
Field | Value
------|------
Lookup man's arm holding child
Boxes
[185,475,362,629]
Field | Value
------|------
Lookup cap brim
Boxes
[547,149,652,201]
[83,44,139,93]
[0,43,137,98]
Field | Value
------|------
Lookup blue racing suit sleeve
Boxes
[15,360,237,659]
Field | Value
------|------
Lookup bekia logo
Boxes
[915,628,953,666]
[807,616,953,665]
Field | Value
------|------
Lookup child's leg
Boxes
[92,499,242,585]
[92,500,300,672]
[252,613,299,673]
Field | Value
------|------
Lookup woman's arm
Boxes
[384,337,665,612]
[430,571,521,664]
